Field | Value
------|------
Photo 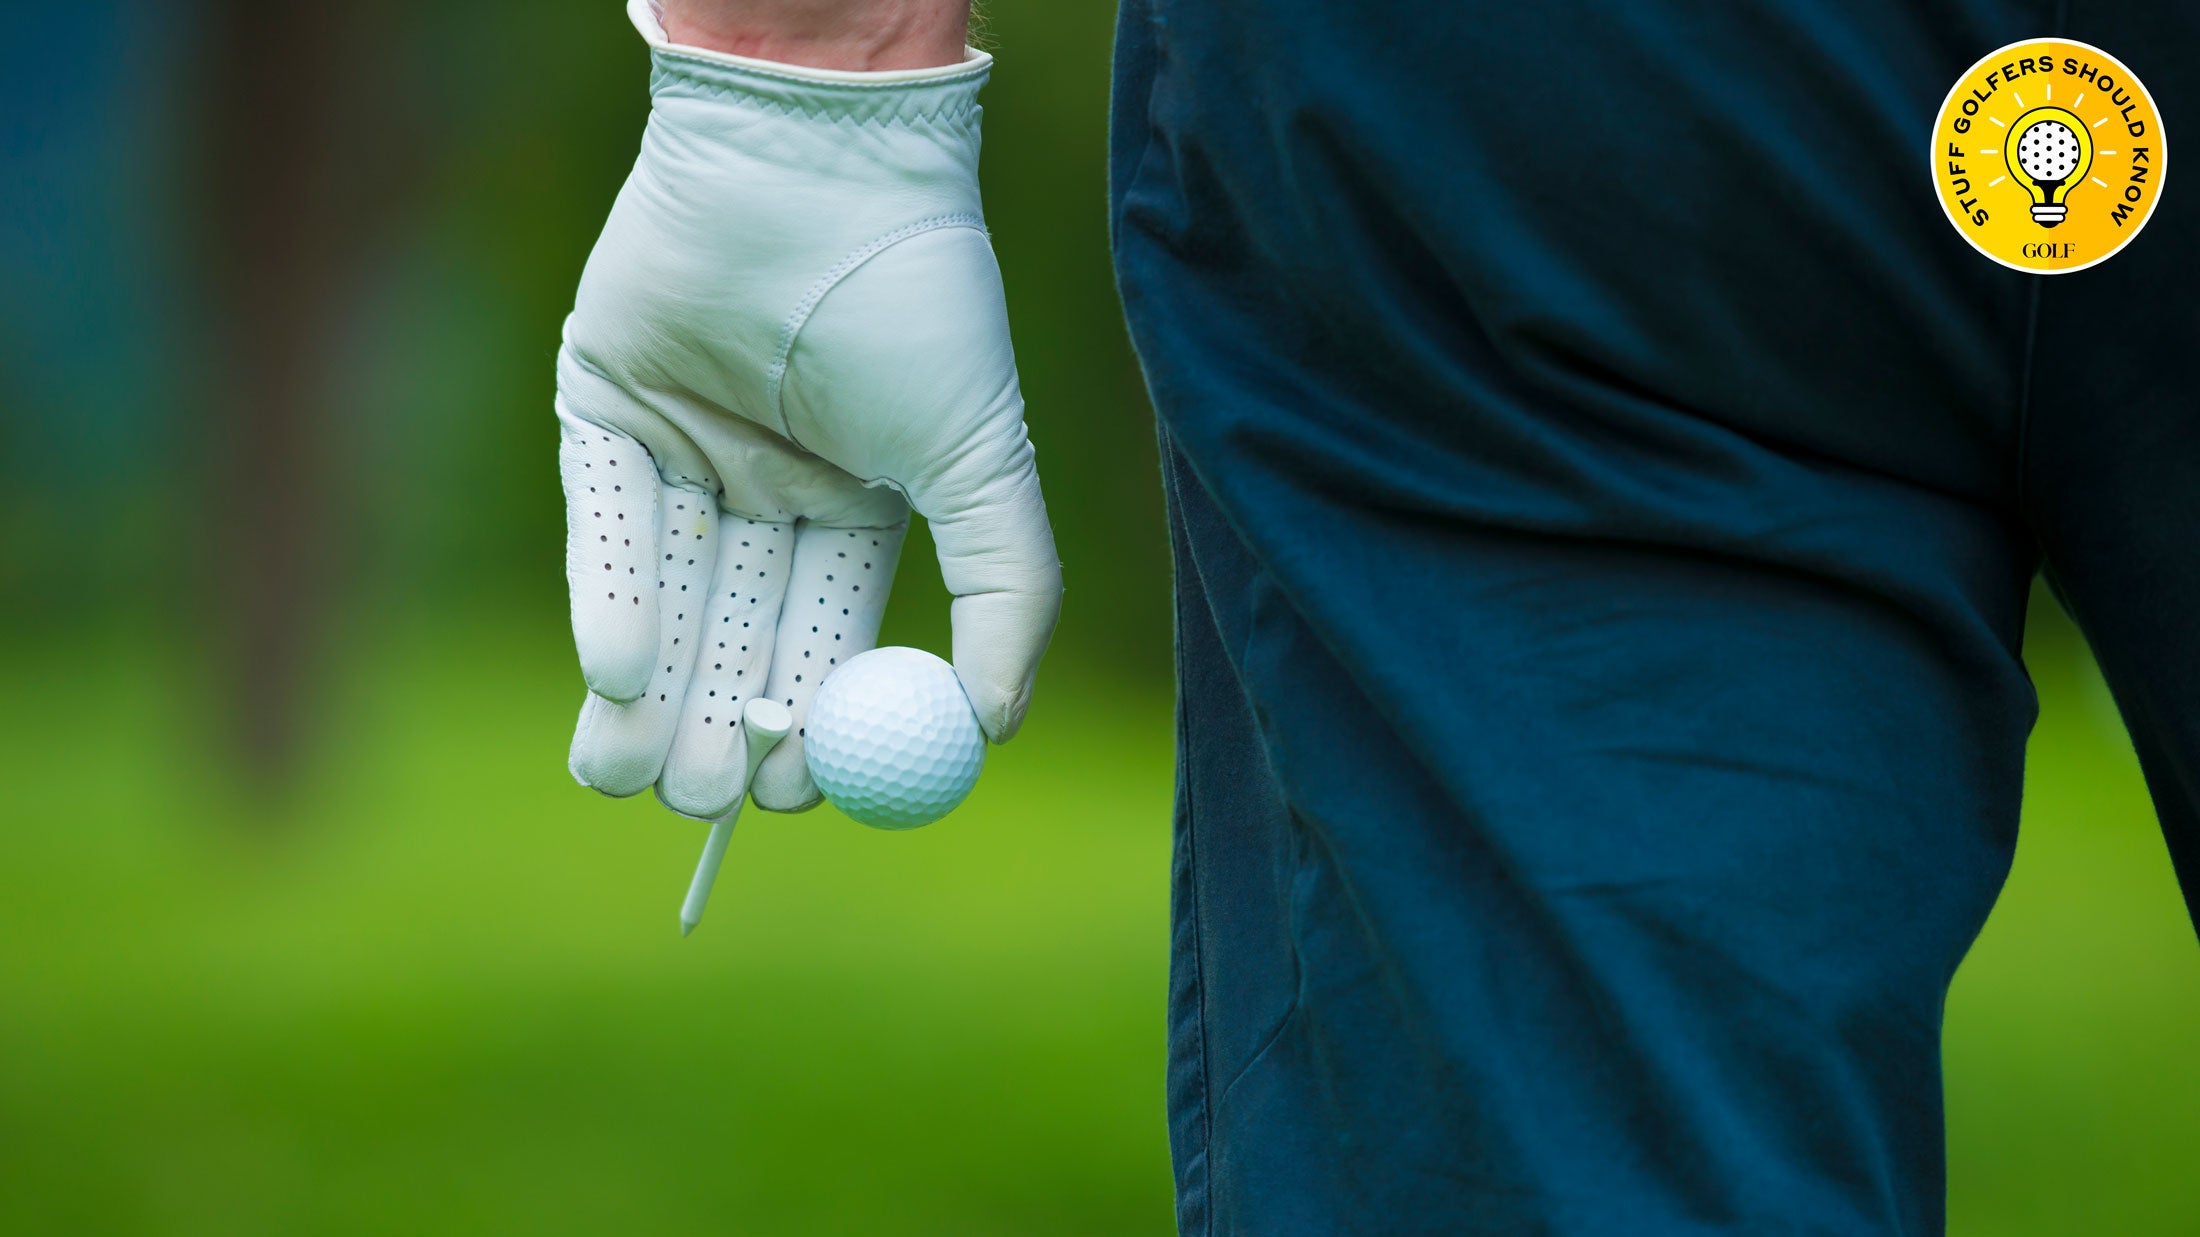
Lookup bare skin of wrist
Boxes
[662,0,971,70]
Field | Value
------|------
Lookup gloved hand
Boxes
[556,0,1061,820]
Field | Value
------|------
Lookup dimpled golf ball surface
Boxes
[805,647,985,830]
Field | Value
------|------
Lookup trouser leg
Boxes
[1159,429,2036,1234]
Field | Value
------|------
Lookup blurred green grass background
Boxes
[3,1,2197,1232]
[0,610,1176,1235]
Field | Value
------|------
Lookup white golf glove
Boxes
[556,0,1061,820]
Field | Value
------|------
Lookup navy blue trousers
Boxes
[1112,1,2200,1232]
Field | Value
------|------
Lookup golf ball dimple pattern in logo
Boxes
[804,647,985,830]
[2018,120,2080,181]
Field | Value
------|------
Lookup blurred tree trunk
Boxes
[195,0,422,798]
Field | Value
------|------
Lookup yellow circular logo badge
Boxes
[1932,39,2167,273]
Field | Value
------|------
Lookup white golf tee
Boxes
[679,697,794,936]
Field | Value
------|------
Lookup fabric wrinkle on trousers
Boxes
[1114,1,2200,1233]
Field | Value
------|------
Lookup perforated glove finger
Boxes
[747,520,905,812]
[653,515,796,819]
[558,405,665,703]
[568,483,718,797]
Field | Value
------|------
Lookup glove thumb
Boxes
[926,442,1062,742]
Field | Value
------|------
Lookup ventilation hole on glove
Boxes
[677,613,685,621]
[741,541,749,547]
[633,597,640,604]
[593,512,601,518]
[794,674,802,683]
[695,533,703,541]
[630,568,637,575]
[852,586,861,592]
[785,698,794,706]
[665,554,672,561]
[826,575,834,582]
[677,504,685,511]
[599,535,606,543]
[618,514,625,520]
[841,608,850,616]
[834,634,842,641]
[660,694,667,702]
[614,485,621,492]
[740,644,748,652]
[681,584,688,591]
[871,540,879,547]
[623,539,630,546]
[811,625,818,633]
[742,622,750,629]
[704,716,712,724]
[817,597,825,605]
[589,487,596,493]
[863,562,872,569]
[603,563,612,571]
[799,727,806,736]
[609,459,617,466]
[657,580,664,588]
[687,559,694,565]
[666,665,673,673]
[606,592,615,600]
[601,436,609,442]
[708,690,715,697]
[714,663,721,670]
[837,552,846,558]
[829,657,836,665]
[803,651,811,659]
[736,669,745,677]
[673,638,680,645]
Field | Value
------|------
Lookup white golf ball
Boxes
[804,646,985,830]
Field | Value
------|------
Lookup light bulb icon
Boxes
[2006,106,2093,228]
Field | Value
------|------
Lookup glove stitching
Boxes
[662,85,976,131]
[767,214,987,444]
[652,47,987,93]
[651,64,984,131]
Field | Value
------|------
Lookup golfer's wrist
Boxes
[658,0,969,71]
